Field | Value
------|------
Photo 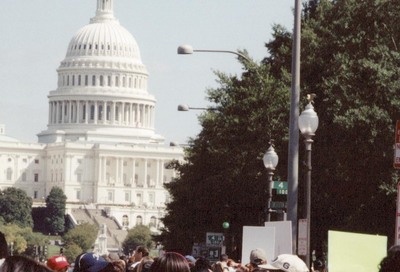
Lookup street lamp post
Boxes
[263,141,279,222]
[177,45,251,62]
[288,0,303,253]
[178,104,217,111]
[298,94,319,268]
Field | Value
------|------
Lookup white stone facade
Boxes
[0,0,183,232]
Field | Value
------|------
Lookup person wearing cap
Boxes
[47,255,70,272]
[258,254,309,272]
[249,248,268,271]
[73,252,111,272]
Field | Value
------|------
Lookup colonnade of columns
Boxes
[97,157,173,188]
[48,100,155,128]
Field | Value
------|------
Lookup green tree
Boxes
[63,243,82,264]
[0,223,48,255]
[265,0,400,251]
[45,187,67,234]
[122,225,153,254]
[162,0,400,257]
[0,187,33,228]
[160,59,291,257]
[63,223,98,252]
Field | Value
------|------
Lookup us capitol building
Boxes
[0,0,183,248]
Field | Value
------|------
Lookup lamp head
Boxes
[177,104,190,111]
[263,143,279,170]
[299,95,319,136]
[177,45,194,54]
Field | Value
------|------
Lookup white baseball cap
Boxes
[258,254,309,272]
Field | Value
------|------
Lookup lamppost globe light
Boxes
[263,145,279,170]
[299,102,319,136]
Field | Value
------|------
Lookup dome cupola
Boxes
[38,0,163,145]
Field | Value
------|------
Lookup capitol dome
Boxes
[38,0,163,145]
[64,2,143,64]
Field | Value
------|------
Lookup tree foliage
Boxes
[0,223,48,255]
[160,58,291,257]
[0,187,33,228]
[45,187,67,234]
[290,0,400,250]
[122,225,153,254]
[162,0,400,258]
[62,223,98,252]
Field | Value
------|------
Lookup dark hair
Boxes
[194,257,211,272]
[379,245,400,272]
[0,231,9,259]
[1,255,53,272]
[136,246,150,257]
[150,252,190,272]
[220,254,229,262]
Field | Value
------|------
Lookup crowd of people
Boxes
[1,230,400,272]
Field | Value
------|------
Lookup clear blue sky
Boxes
[0,0,294,145]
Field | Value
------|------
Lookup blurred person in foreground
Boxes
[149,252,190,272]
[47,255,70,272]
[258,254,309,272]
[378,245,400,272]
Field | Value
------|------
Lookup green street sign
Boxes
[273,181,288,195]
[270,201,287,209]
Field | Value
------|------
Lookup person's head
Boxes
[149,252,190,272]
[258,254,309,272]
[249,248,267,266]
[47,255,70,272]
[1,255,53,272]
[73,252,110,272]
[134,246,150,262]
[220,254,229,263]
[136,256,154,272]
[379,245,400,272]
[185,255,196,267]
[194,256,211,272]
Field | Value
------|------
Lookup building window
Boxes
[35,159,39,164]
[136,193,143,206]
[136,216,143,226]
[122,215,129,227]
[108,191,114,202]
[34,173,39,182]
[77,173,82,182]
[92,75,96,86]
[123,173,127,184]
[125,191,131,202]
[34,191,38,199]
[6,168,12,180]
[22,172,26,182]
[85,75,89,86]
[100,75,104,86]
[90,105,95,120]
[149,216,157,228]
[98,105,103,120]
[76,190,81,200]
[148,193,155,205]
